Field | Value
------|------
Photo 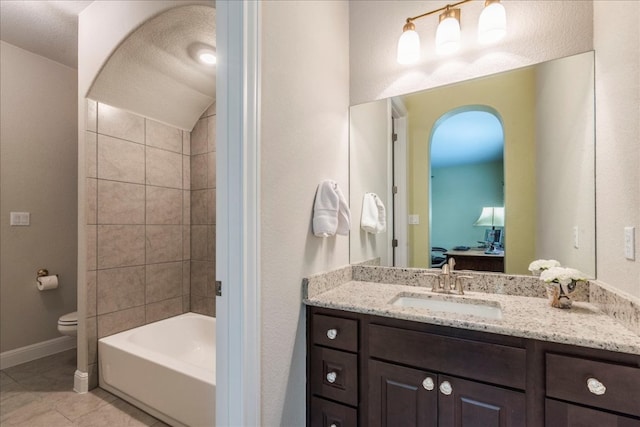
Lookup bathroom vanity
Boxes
[304,267,640,427]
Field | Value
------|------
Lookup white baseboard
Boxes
[74,369,89,393]
[0,336,76,370]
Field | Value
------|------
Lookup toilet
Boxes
[57,311,78,337]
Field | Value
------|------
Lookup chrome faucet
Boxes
[429,257,472,295]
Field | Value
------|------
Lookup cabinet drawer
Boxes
[545,398,640,426]
[546,353,640,417]
[369,324,526,389]
[312,314,358,352]
[310,397,357,427]
[311,346,358,406]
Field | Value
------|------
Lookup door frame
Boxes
[216,1,261,425]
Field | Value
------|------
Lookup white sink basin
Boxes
[391,294,503,320]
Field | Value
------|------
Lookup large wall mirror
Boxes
[349,51,595,277]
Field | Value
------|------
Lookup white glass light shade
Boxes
[478,1,507,44]
[436,15,461,55]
[473,207,505,227]
[397,27,420,64]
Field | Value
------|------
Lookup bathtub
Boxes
[98,313,215,427]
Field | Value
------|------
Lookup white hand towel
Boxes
[313,180,340,237]
[336,184,351,236]
[361,193,379,233]
[374,195,386,233]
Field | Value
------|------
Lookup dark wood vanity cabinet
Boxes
[307,306,640,427]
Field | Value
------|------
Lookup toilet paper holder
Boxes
[37,268,50,278]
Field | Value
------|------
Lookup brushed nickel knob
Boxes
[587,377,606,395]
[439,380,453,395]
[326,329,338,340]
[422,377,435,391]
[326,371,337,384]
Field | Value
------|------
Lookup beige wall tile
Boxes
[146,225,182,264]
[190,154,207,190]
[97,135,145,184]
[183,155,190,190]
[183,225,191,260]
[146,119,182,153]
[182,131,190,155]
[190,118,207,155]
[97,181,145,225]
[86,132,97,178]
[190,260,208,297]
[97,306,145,338]
[97,266,145,315]
[207,115,216,152]
[183,295,191,313]
[183,190,190,225]
[191,295,215,317]
[145,297,182,324]
[86,225,97,271]
[191,225,208,261]
[146,147,182,189]
[87,316,97,365]
[145,262,182,304]
[207,189,216,224]
[207,225,216,262]
[86,271,97,318]
[97,103,144,144]
[97,225,145,269]
[146,186,182,225]
[191,190,207,224]
[207,151,216,188]
[206,262,216,297]
[86,179,97,225]
[86,99,97,132]
[182,261,190,294]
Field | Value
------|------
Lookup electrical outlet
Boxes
[624,226,635,260]
[573,226,579,249]
[408,215,420,225]
[10,212,30,226]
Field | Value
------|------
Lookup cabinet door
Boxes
[546,399,640,427]
[437,375,526,427]
[369,360,438,427]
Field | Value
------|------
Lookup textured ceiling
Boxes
[0,0,93,68]
[88,4,216,130]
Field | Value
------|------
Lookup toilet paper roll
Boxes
[37,275,59,291]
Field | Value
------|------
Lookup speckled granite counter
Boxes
[303,266,640,356]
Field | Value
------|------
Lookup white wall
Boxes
[0,41,78,352]
[349,1,593,105]
[350,99,392,265]
[259,1,350,425]
[594,1,640,297]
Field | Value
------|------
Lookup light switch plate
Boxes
[408,214,420,225]
[624,226,635,260]
[10,212,30,226]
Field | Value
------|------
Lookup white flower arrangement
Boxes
[528,259,561,273]
[539,267,587,286]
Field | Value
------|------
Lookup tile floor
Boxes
[0,349,168,427]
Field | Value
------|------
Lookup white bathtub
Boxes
[98,313,215,427]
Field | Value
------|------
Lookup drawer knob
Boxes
[587,377,606,395]
[422,377,435,391]
[326,371,337,384]
[329,424,337,427]
[439,380,453,395]
[326,328,338,340]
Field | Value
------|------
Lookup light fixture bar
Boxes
[403,0,472,26]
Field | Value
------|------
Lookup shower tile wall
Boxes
[190,104,217,316]
[85,100,191,386]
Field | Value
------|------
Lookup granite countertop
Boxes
[304,279,640,355]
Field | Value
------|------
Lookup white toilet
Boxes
[57,311,78,337]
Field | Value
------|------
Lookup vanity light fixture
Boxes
[397,0,507,64]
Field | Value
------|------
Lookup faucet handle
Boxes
[423,272,441,292]
[448,257,456,271]
[453,274,473,295]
